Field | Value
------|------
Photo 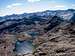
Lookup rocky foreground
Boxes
[0,9,75,56]
[33,22,75,56]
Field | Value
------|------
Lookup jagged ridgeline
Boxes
[0,9,75,56]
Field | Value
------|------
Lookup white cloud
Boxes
[55,5,65,8]
[0,3,67,16]
[0,3,24,16]
[54,5,67,10]
[7,3,22,8]
[72,4,75,7]
[27,0,40,2]
[47,3,66,10]
[6,3,24,14]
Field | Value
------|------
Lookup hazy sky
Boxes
[0,0,75,16]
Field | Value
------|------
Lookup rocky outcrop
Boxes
[0,34,16,56]
[33,23,75,56]
[17,32,32,41]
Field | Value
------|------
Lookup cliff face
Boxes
[0,9,75,56]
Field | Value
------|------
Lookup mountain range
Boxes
[0,9,75,34]
[0,9,75,56]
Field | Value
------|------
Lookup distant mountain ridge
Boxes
[0,9,75,34]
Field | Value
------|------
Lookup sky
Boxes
[0,0,75,16]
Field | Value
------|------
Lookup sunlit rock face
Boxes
[17,32,32,41]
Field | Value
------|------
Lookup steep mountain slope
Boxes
[0,9,75,56]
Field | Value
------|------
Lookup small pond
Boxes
[15,32,38,55]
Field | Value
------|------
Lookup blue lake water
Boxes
[15,32,37,55]
[15,40,34,55]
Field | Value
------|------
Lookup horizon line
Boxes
[0,8,75,17]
